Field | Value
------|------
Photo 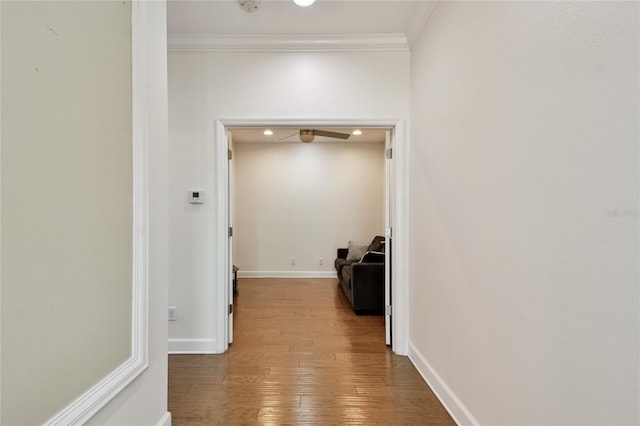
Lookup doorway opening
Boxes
[214,119,409,356]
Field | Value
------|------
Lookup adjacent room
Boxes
[231,127,385,283]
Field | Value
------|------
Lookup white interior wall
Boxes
[1,1,169,424]
[1,3,133,424]
[409,1,639,424]
[168,50,409,352]
[234,141,385,276]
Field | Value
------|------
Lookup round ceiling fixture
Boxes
[293,0,316,6]
[239,0,260,13]
[352,129,362,136]
[300,130,315,143]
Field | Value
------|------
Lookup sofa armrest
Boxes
[360,251,385,263]
[337,248,348,259]
[350,262,385,314]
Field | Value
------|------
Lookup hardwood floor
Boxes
[168,278,454,425]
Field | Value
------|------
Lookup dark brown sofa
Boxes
[334,236,385,315]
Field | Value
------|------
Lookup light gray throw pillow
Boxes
[346,241,369,261]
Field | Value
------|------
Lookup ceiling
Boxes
[167,1,437,45]
[229,127,387,144]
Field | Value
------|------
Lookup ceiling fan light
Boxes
[293,0,315,6]
[263,129,273,136]
[352,129,362,136]
[300,132,314,143]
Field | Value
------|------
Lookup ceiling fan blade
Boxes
[277,131,300,142]
[312,130,351,140]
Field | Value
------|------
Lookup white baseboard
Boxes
[168,338,218,354]
[237,271,338,279]
[408,342,479,426]
[157,411,171,426]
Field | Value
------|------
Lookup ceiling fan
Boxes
[279,129,351,143]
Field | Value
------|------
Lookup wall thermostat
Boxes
[189,191,204,204]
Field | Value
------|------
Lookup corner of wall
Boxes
[157,411,171,426]
[408,343,478,425]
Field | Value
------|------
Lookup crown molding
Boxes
[168,33,409,52]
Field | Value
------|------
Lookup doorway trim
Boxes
[214,118,410,356]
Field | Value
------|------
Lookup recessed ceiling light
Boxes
[293,0,315,6]
[263,129,273,136]
[352,129,363,136]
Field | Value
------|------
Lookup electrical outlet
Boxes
[290,257,296,266]
[319,257,324,266]
[168,306,177,321]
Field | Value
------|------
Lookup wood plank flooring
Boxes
[168,278,454,425]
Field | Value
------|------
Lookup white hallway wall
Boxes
[409,1,639,425]
[234,141,385,276]
[89,1,170,423]
[168,51,409,351]
[2,2,133,423]
[1,1,169,425]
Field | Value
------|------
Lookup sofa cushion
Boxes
[368,236,385,253]
[337,248,349,259]
[347,241,369,261]
[334,258,354,275]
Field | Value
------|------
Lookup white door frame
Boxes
[384,129,393,346]
[214,118,410,356]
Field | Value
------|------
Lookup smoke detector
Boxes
[239,0,260,12]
